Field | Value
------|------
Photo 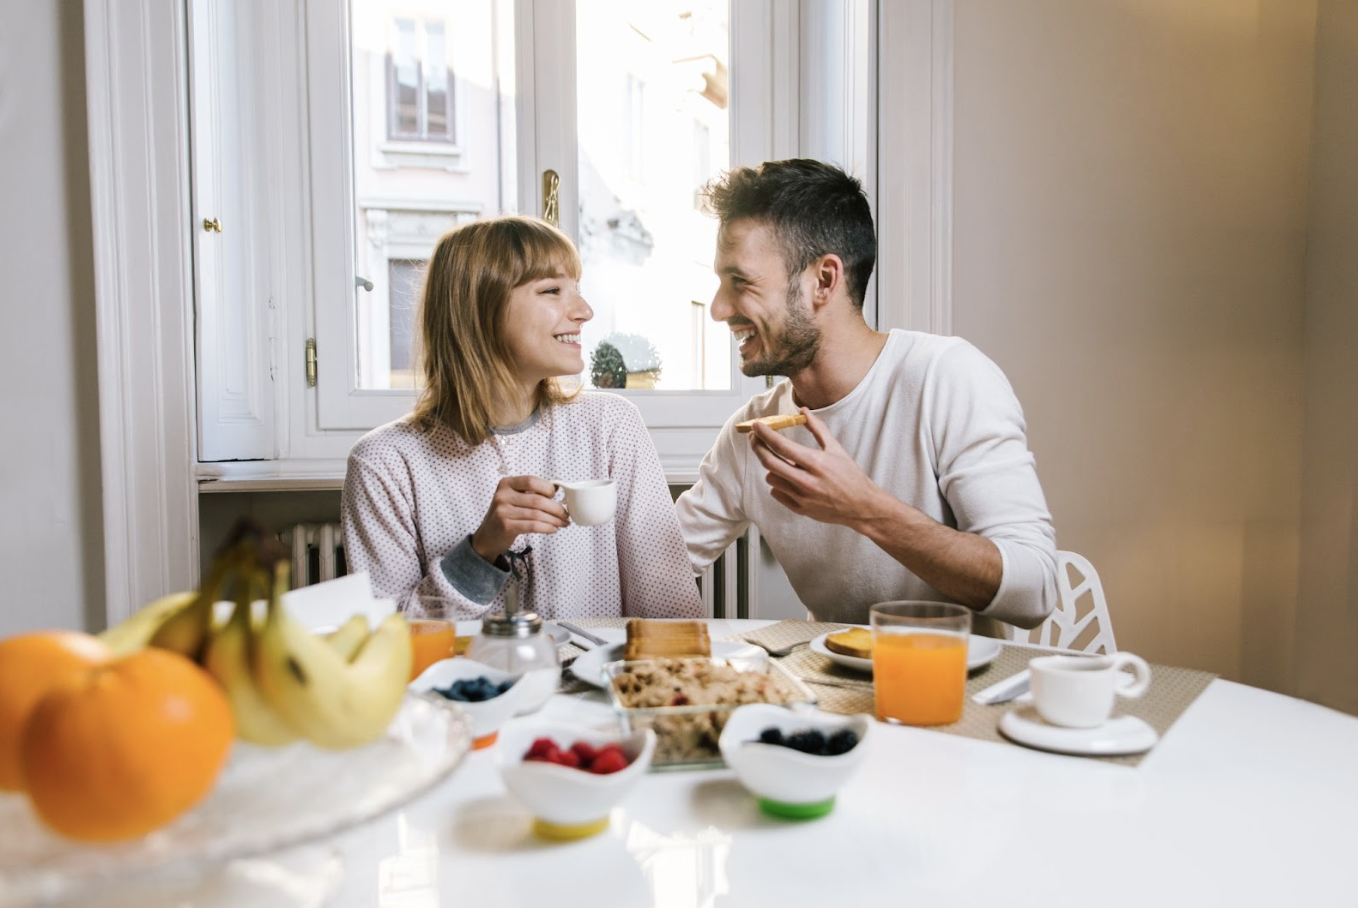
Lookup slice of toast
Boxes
[735,413,808,434]
[624,619,712,661]
[824,627,873,659]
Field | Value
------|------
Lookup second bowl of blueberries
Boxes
[410,658,525,749]
[718,703,871,819]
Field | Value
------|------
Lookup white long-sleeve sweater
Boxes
[675,329,1057,630]
[342,392,703,621]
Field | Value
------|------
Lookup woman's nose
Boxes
[573,292,593,323]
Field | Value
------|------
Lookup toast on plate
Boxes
[735,414,808,434]
[625,620,712,661]
[823,627,873,659]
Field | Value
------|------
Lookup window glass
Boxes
[350,0,516,390]
[575,0,731,392]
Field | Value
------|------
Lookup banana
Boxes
[98,590,199,657]
[252,565,412,750]
[323,615,370,661]
[203,580,300,747]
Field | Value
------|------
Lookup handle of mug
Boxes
[1110,652,1152,699]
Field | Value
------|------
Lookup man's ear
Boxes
[810,254,845,309]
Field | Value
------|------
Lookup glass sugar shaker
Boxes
[464,581,559,714]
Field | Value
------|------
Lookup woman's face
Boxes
[503,268,593,389]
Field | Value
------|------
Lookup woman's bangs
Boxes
[515,226,582,285]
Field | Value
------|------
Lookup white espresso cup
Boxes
[1028,652,1152,728]
[551,478,617,527]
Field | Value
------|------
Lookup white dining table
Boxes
[297,618,1357,908]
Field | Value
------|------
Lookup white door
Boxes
[308,0,776,455]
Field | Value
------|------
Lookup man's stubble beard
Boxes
[739,280,821,378]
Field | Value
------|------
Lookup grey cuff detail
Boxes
[439,536,511,606]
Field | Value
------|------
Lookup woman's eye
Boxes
[542,286,560,295]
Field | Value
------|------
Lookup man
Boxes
[675,159,1056,633]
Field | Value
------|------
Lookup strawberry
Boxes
[588,748,630,774]
[554,749,581,768]
[570,741,598,765]
[525,737,560,761]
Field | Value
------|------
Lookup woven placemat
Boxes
[724,619,1218,768]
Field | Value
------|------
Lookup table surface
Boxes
[308,619,1358,908]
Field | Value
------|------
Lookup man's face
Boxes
[711,219,821,378]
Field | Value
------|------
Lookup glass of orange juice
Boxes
[408,618,458,681]
[870,601,972,726]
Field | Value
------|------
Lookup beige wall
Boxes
[0,1,104,637]
[951,0,1317,687]
[1296,0,1358,715]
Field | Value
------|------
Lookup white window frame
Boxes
[82,0,951,625]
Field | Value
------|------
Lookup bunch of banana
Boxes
[99,521,412,750]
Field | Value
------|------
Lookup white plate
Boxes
[454,620,571,648]
[808,631,1002,673]
[0,693,472,904]
[998,705,1159,757]
[568,641,768,689]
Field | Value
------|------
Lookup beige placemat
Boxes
[725,619,1218,768]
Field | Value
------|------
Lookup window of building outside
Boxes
[388,18,454,143]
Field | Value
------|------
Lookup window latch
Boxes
[306,338,317,388]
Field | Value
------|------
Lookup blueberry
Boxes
[826,729,859,755]
[786,730,827,754]
[498,680,515,695]
[758,727,784,745]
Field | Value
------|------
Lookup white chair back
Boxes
[1009,550,1116,654]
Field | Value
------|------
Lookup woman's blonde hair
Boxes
[412,216,582,445]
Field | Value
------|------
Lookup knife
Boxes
[556,620,609,649]
[971,669,1030,705]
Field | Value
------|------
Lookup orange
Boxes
[0,631,110,791]
[20,648,235,842]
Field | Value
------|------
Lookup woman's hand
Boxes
[471,475,570,564]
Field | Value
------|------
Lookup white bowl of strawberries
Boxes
[496,721,655,840]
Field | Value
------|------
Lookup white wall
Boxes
[0,0,103,636]
[1296,0,1358,715]
[951,0,1316,686]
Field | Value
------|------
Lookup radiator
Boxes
[283,522,347,589]
[698,530,752,620]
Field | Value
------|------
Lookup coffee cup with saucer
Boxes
[999,653,1158,757]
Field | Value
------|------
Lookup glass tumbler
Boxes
[870,601,972,726]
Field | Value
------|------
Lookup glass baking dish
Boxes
[602,657,818,770]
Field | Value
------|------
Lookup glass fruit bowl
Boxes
[0,692,472,905]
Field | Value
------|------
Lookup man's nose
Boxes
[710,286,733,322]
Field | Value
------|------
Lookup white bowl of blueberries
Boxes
[410,658,525,749]
[718,703,870,819]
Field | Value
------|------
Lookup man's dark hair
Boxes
[704,159,876,310]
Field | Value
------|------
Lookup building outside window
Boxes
[388,18,455,143]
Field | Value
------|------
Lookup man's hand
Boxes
[749,408,889,528]
[471,476,569,564]
[750,407,1002,608]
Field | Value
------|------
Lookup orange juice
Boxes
[873,632,968,725]
[408,619,457,681]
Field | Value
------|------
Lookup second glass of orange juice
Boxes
[408,618,458,681]
[870,601,971,726]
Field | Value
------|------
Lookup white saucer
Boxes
[808,632,1002,673]
[998,705,1159,757]
[568,641,767,689]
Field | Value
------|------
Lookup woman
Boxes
[341,216,703,620]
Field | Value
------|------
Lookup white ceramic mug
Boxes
[1028,652,1152,728]
[552,478,617,526]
